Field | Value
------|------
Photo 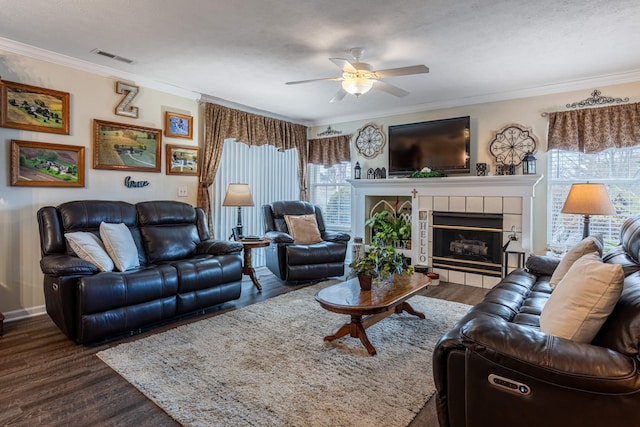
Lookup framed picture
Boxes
[164,111,193,139]
[166,144,200,175]
[0,80,70,135]
[10,140,85,187]
[93,119,161,172]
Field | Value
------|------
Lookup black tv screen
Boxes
[388,116,471,176]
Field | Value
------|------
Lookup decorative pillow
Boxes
[540,252,624,343]
[284,214,323,244]
[549,234,604,289]
[99,222,140,272]
[64,232,114,272]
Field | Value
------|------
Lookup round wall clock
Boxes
[488,124,537,166]
[355,123,385,159]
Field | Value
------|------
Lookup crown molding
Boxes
[311,69,640,126]
[0,37,201,100]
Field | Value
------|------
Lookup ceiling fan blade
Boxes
[375,64,429,78]
[285,77,340,85]
[373,80,409,97]
[329,88,348,103]
[329,58,357,73]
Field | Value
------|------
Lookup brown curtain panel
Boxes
[198,103,308,235]
[548,102,640,153]
[308,135,351,167]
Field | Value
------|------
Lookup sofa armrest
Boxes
[322,231,350,243]
[525,254,560,276]
[40,254,99,276]
[264,230,294,244]
[461,316,639,393]
[197,240,243,255]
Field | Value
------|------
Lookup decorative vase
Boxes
[357,273,373,291]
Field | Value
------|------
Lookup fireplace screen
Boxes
[432,211,503,277]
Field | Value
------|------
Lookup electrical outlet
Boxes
[177,186,188,197]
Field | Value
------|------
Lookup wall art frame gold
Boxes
[164,111,193,139]
[1,80,70,135]
[11,139,84,187]
[166,144,200,176]
[93,119,161,172]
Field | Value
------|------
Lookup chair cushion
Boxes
[284,214,323,244]
[64,231,114,272]
[100,222,140,272]
[549,234,603,289]
[540,252,624,343]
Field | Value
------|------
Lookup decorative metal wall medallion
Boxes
[355,122,385,159]
[489,124,538,166]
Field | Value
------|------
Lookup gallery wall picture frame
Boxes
[93,119,161,172]
[164,111,193,139]
[10,139,85,187]
[166,144,200,176]
[0,80,70,135]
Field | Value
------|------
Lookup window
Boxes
[215,139,299,266]
[309,162,352,231]
[547,147,640,252]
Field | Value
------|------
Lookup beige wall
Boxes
[309,81,640,255]
[0,51,200,317]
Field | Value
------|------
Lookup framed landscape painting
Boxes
[1,80,70,134]
[164,111,193,139]
[166,144,200,176]
[11,140,85,187]
[93,119,162,172]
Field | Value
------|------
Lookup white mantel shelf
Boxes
[348,175,543,198]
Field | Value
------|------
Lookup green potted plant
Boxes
[365,209,411,248]
[349,237,413,290]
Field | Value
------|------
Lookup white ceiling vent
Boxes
[90,48,133,64]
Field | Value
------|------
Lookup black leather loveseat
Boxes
[37,200,243,343]
[434,214,640,427]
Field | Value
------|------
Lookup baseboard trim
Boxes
[3,305,47,323]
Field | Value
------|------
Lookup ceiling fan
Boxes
[285,47,429,103]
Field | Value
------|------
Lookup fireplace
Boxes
[432,211,503,277]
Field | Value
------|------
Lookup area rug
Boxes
[97,282,471,427]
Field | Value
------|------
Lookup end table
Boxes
[239,238,270,291]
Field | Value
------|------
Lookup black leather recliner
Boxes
[263,201,350,282]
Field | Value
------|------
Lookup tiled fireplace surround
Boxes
[349,175,543,289]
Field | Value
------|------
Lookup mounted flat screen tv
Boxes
[388,116,471,176]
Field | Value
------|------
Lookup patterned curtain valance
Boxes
[198,103,309,235]
[308,135,351,167]
[547,102,640,153]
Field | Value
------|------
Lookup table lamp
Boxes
[223,183,254,239]
[561,182,615,239]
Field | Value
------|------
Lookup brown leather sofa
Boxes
[37,200,243,343]
[262,201,350,282]
[434,214,640,427]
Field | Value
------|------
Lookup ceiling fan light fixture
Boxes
[341,76,373,96]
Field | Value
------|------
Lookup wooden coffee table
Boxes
[315,274,430,355]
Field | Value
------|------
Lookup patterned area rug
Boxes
[97,282,470,427]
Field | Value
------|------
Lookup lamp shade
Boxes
[222,183,255,207]
[561,183,615,215]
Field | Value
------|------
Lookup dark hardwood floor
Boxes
[0,269,488,427]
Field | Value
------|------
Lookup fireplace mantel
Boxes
[349,175,543,288]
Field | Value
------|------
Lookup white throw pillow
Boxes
[540,252,624,343]
[65,231,114,272]
[284,214,323,244]
[99,222,140,272]
[549,234,603,289]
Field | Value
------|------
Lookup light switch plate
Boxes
[177,186,188,197]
